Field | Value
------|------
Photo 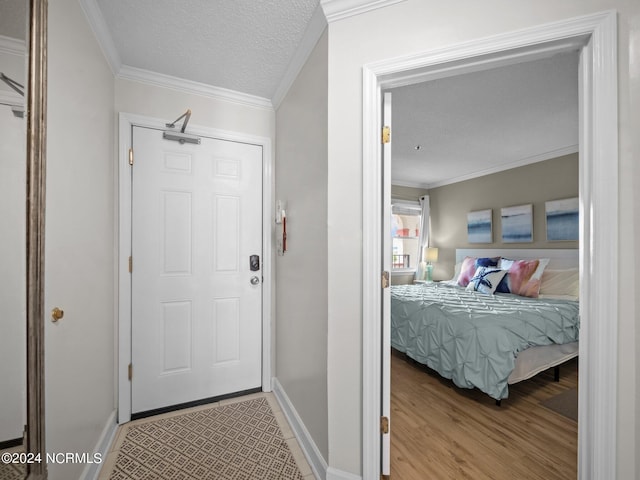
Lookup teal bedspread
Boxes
[391,282,579,399]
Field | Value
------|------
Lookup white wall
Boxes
[0,39,26,444]
[46,1,115,479]
[325,0,639,477]
[275,30,329,461]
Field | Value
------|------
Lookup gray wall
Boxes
[275,30,329,460]
[429,153,578,280]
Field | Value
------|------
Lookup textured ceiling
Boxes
[1,1,579,188]
[389,51,579,188]
[96,0,320,99]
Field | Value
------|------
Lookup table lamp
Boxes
[425,247,439,282]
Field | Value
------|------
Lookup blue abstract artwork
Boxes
[501,204,533,243]
[467,209,492,243]
[546,197,579,241]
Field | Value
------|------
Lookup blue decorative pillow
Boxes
[476,256,500,267]
[466,267,508,295]
[457,256,500,286]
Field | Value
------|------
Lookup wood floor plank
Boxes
[390,351,578,480]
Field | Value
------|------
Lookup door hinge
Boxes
[382,126,391,144]
[128,363,133,381]
[128,256,133,273]
[381,271,390,289]
[380,416,389,434]
[128,147,134,166]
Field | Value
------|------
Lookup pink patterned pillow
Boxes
[502,259,541,297]
[456,257,478,286]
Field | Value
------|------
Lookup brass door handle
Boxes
[51,307,64,322]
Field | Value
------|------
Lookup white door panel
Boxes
[382,92,392,476]
[131,126,262,414]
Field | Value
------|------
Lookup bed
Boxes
[390,248,580,401]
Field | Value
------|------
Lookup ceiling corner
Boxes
[320,0,407,23]
[78,0,122,75]
[423,145,580,190]
[272,4,327,109]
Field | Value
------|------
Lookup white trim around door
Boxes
[117,112,273,424]
[362,10,618,480]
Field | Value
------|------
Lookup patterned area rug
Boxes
[0,462,25,480]
[0,447,25,480]
[109,397,304,480]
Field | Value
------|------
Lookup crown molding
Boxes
[118,65,273,110]
[79,0,272,110]
[320,0,407,23]
[0,35,26,56]
[79,0,122,74]
[394,144,580,190]
[77,0,400,109]
[272,4,327,109]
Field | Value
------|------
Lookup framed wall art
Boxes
[501,204,533,243]
[545,197,579,241]
[467,209,492,243]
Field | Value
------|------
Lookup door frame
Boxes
[116,112,273,423]
[362,11,618,479]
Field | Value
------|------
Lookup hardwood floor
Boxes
[390,350,578,480]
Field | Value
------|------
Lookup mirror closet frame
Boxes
[25,0,47,478]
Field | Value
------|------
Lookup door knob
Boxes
[250,276,260,285]
[51,307,64,322]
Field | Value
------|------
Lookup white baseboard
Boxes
[272,378,328,480]
[326,467,363,480]
[80,409,118,480]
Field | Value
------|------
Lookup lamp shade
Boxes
[425,247,439,262]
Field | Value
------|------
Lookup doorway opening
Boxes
[362,11,618,479]
[386,49,581,478]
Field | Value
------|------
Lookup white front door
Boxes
[131,125,263,414]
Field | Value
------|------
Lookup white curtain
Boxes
[418,195,430,262]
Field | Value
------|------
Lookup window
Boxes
[391,200,421,272]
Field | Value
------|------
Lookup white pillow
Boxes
[466,267,508,295]
[450,262,462,281]
[539,268,579,298]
